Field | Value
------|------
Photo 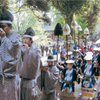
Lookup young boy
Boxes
[60,60,80,100]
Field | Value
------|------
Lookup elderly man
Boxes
[20,27,42,100]
[41,55,59,100]
[0,10,22,100]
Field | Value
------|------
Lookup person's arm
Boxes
[31,47,42,78]
[93,62,98,74]
[56,63,64,70]
[79,51,84,56]
[45,67,59,91]
[1,33,22,73]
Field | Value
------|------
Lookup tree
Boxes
[8,0,51,23]
[49,0,100,45]
[0,0,9,15]
[50,0,86,27]
[49,0,87,48]
[81,0,100,33]
[8,0,51,47]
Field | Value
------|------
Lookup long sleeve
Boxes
[20,42,42,79]
[31,45,41,78]
[0,32,22,74]
[45,66,59,94]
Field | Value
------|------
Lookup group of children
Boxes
[52,47,100,100]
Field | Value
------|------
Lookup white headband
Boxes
[47,59,54,61]
[23,35,33,38]
[0,20,12,24]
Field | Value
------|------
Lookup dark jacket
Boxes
[61,68,78,92]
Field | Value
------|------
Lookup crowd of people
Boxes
[0,10,100,100]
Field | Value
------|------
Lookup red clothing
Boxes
[79,46,84,52]
[88,47,93,52]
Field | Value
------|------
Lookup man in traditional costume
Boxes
[41,55,59,100]
[0,10,22,100]
[20,27,42,100]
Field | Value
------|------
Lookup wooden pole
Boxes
[74,29,75,45]
[66,35,68,60]
[57,36,59,61]
[78,31,79,48]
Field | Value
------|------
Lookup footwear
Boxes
[88,97,92,100]
[79,93,82,96]
[94,87,97,91]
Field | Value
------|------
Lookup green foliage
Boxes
[50,0,86,17]
[9,3,51,45]
[49,0,100,41]
[0,0,9,15]
[48,6,66,40]
[79,0,100,32]
[75,15,88,38]
[50,7,65,27]
[26,0,50,12]
[49,0,87,43]
[26,0,50,23]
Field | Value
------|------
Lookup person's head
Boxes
[23,37,33,47]
[67,51,72,58]
[53,45,56,49]
[47,55,54,67]
[68,54,71,58]
[84,56,92,63]
[95,50,99,54]
[23,27,35,46]
[93,48,99,54]
[75,50,79,55]
[66,60,74,69]
[0,23,12,35]
[0,10,13,35]
[84,46,87,50]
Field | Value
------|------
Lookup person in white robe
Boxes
[0,10,22,100]
[20,27,42,100]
